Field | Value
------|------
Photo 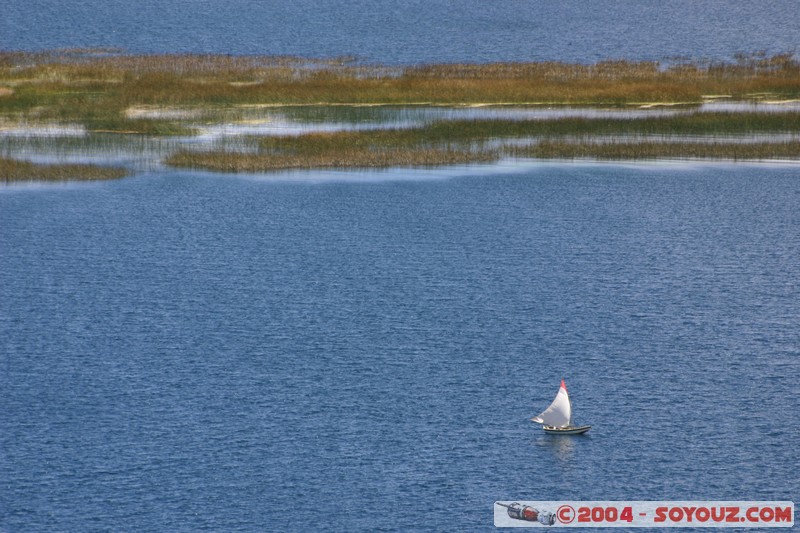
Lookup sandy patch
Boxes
[0,122,87,137]
[761,99,800,105]
[125,105,203,120]
[637,102,694,109]
[0,87,14,97]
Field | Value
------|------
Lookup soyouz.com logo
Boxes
[493,501,794,527]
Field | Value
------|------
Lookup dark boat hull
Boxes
[542,425,591,435]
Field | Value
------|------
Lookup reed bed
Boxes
[4,50,800,174]
[167,128,497,171]
[511,140,800,160]
[249,113,800,150]
[167,148,497,171]
[167,113,800,171]
[0,156,128,182]
[3,51,800,135]
[408,112,800,142]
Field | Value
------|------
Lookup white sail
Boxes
[530,379,571,428]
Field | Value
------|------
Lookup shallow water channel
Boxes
[2,100,800,173]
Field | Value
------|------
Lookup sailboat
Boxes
[530,379,591,435]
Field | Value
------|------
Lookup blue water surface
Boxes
[2,0,799,64]
[2,2,800,530]
[1,163,798,531]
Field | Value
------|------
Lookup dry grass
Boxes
[2,51,800,134]
[167,127,501,171]
[167,145,498,172]
[412,112,800,141]
[168,148,498,171]
[0,156,128,182]
[511,140,800,160]
[167,119,800,171]
[4,50,800,173]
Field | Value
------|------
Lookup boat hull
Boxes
[542,425,591,435]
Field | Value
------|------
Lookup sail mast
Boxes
[561,378,572,425]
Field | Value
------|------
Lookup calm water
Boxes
[2,163,799,531]
[2,2,800,531]
[2,0,799,64]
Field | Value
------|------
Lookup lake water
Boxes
[2,0,800,64]
[2,2,800,531]
[2,163,799,531]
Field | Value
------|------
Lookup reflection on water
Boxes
[534,434,579,462]
[0,123,87,138]
[0,133,186,172]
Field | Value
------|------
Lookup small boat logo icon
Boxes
[496,502,556,525]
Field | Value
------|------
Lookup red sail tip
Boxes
[560,378,567,390]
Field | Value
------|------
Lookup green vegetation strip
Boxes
[4,51,800,173]
[512,141,800,160]
[3,50,800,134]
[0,157,128,183]
[422,112,800,139]
[167,149,498,171]
[167,113,800,172]
[167,128,501,171]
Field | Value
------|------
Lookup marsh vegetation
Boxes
[166,112,800,171]
[2,50,800,178]
[0,156,128,182]
[511,140,800,161]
